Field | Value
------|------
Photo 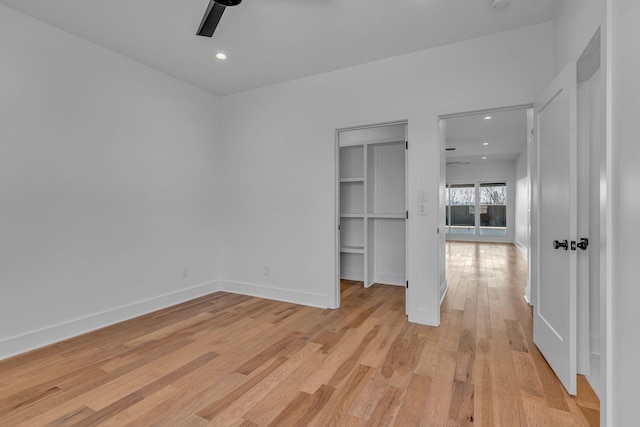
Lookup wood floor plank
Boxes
[448,380,475,426]
[43,405,96,427]
[196,356,289,421]
[0,242,599,426]
[363,385,405,426]
[240,352,329,425]
[392,374,431,426]
[312,364,374,427]
[266,384,334,427]
[98,385,178,427]
[512,350,546,399]
[208,342,321,426]
[421,349,457,426]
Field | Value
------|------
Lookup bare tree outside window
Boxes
[480,183,507,205]
[446,184,475,235]
[480,182,507,236]
[448,184,475,205]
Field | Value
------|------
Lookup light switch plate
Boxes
[418,189,427,202]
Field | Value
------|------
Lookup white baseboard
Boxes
[374,273,405,286]
[514,240,528,257]
[340,269,364,282]
[409,284,443,327]
[0,281,221,362]
[216,279,329,309]
[587,353,601,398]
[440,282,449,305]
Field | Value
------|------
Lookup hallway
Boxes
[443,241,599,425]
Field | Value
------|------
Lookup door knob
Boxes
[576,238,589,250]
[553,239,568,250]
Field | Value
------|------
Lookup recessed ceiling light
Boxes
[484,116,492,120]
[490,0,511,9]
[483,142,489,146]
[216,53,227,60]
[482,156,488,160]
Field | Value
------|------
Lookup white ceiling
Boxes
[0,0,556,96]
[445,108,528,165]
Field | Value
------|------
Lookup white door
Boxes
[534,63,578,395]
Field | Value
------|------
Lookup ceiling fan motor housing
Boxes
[216,0,242,6]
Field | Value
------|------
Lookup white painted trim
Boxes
[0,281,221,361]
[333,126,341,309]
[514,239,528,257]
[439,104,534,120]
[604,3,613,424]
[525,107,534,312]
[340,269,364,282]
[587,352,601,398]
[409,306,440,327]
[374,273,405,287]
[446,235,511,244]
[440,283,449,304]
[216,279,329,309]
[331,112,420,323]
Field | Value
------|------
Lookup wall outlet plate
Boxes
[418,202,427,215]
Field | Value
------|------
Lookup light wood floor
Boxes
[0,242,599,426]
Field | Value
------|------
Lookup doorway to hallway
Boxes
[443,241,599,425]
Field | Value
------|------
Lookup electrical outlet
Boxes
[264,265,271,276]
[181,267,188,279]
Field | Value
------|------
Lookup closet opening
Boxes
[335,121,408,309]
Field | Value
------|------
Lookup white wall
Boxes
[446,161,517,243]
[217,23,554,325]
[0,11,556,358]
[554,0,606,74]
[0,5,222,359]
[610,1,640,424]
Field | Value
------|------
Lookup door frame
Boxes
[438,104,533,301]
[332,118,411,313]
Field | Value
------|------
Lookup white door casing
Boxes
[534,63,578,395]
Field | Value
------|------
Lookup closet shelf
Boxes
[340,177,365,183]
[367,213,405,219]
[340,245,365,254]
[340,213,365,218]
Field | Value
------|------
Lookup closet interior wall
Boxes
[338,123,407,288]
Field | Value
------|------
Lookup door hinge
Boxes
[406,210,409,219]
[338,224,341,230]
[406,280,409,289]
[405,140,408,150]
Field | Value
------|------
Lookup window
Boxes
[446,184,475,235]
[446,181,508,238]
[479,182,507,237]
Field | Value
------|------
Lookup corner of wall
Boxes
[216,279,329,309]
